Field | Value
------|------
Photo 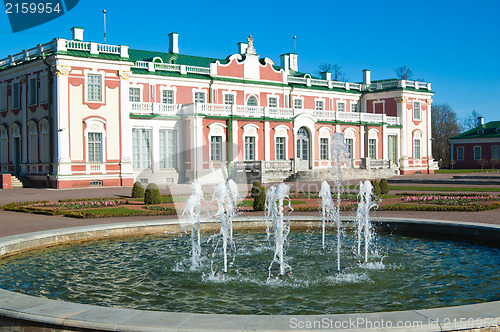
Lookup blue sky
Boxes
[1,0,499,125]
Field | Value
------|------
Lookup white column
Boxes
[151,126,160,173]
[21,78,28,173]
[264,121,270,161]
[360,126,365,158]
[382,124,388,160]
[426,99,433,161]
[53,65,71,176]
[192,116,204,178]
[119,72,134,178]
[232,119,238,161]
[396,97,409,169]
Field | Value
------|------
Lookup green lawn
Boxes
[77,207,154,217]
[434,169,500,174]
[389,186,500,193]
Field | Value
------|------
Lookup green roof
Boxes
[451,121,500,139]
[128,49,225,67]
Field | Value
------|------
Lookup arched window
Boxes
[247,95,258,106]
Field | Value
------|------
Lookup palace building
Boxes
[0,27,437,188]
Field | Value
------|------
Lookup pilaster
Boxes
[118,71,134,176]
[264,121,270,161]
[53,63,72,176]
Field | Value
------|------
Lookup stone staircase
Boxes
[285,168,398,183]
[10,175,33,188]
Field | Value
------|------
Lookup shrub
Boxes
[144,183,162,205]
[379,178,390,194]
[131,181,145,198]
[251,181,267,211]
[370,180,381,197]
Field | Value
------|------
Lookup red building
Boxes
[450,118,500,169]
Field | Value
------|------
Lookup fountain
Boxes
[356,180,378,263]
[182,179,204,270]
[265,183,293,278]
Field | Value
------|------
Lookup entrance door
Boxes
[388,135,397,166]
[296,127,310,170]
[13,138,21,174]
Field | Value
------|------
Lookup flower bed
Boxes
[34,200,127,210]
[400,195,496,206]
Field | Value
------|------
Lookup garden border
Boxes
[0,217,499,331]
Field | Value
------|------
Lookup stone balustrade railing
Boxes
[130,102,400,125]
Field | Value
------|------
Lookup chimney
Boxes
[280,53,298,73]
[169,32,179,54]
[363,69,371,85]
[280,54,290,73]
[477,116,485,127]
[320,71,331,81]
[71,27,84,41]
[238,42,248,55]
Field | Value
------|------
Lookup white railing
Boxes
[380,81,398,89]
[186,66,211,74]
[310,78,329,87]
[338,112,361,122]
[65,40,90,51]
[268,107,294,119]
[417,82,430,89]
[0,41,55,67]
[234,105,264,117]
[347,83,361,90]
[405,81,416,88]
[87,164,103,174]
[130,102,180,115]
[263,160,292,171]
[197,103,232,116]
[313,110,336,121]
[134,61,148,69]
[331,81,347,88]
[386,116,400,125]
[97,44,120,54]
[287,77,308,84]
[154,63,181,71]
[361,113,383,123]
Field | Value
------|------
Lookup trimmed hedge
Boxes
[251,181,267,211]
[379,179,390,194]
[371,180,381,197]
[131,181,145,198]
[144,183,161,205]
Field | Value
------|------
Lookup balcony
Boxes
[129,102,400,125]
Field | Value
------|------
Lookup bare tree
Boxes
[431,104,461,168]
[491,159,499,171]
[395,66,413,80]
[478,158,488,171]
[461,110,483,131]
[317,63,347,81]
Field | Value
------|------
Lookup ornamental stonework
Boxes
[395,96,408,104]
[119,70,132,80]
[54,65,71,76]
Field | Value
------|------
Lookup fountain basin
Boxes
[0,217,499,331]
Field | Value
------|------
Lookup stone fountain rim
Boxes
[0,216,499,332]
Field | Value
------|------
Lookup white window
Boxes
[276,137,286,160]
[492,145,499,160]
[315,100,324,111]
[12,82,20,108]
[368,139,376,159]
[247,95,258,106]
[268,97,278,108]
[293,98,303,109]
[29,127,37,163]
[162,90,174,104]
[337,102,345,112]
[245,136,255,161]
[414,139,421,159]
[88,132,102,163]
[320,138,328,160]
[346,138,354,159]
[224,94,234,105]
[87,74,102,101]
[194,92,205,103]
[210,136,222,161]
[132,129,151,169]
[474,146,481,160]
[40,75,48,103]
[159,129,177,169]
[413,102,421,120]
[351,103,358,112]
[28,78,37,106]
[457,146,464,161]
[0,85,6,110]
[129,88,140,102]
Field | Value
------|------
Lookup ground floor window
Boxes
[244,136,255,161]
[210,136,222,161]
[368,139,376,159]
[388,135,397,164]
[132,129,151,169]
[457,146,464,161]
[413,139,421,159]
[320,138,328,160]
[491,145,499,160]
[276,137,285,160]
[159,129,177,169]
[346,138,354,159]
[474,146,481,160]
[1,138,7,164]
[88,132,102,163]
